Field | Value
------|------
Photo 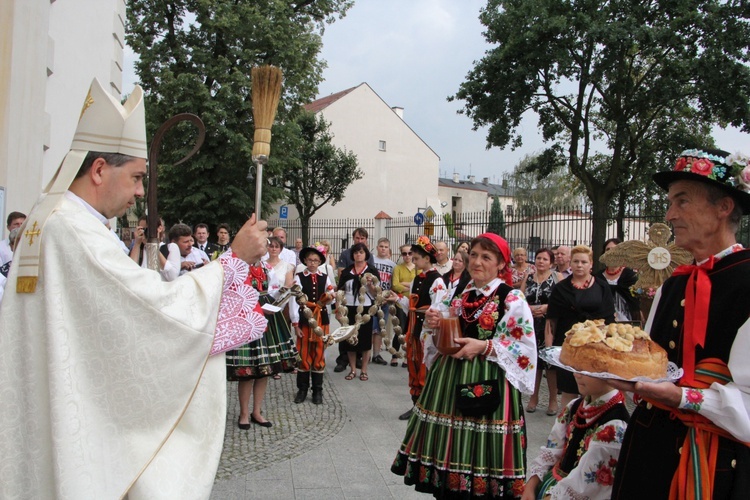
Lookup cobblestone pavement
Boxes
[216,373,346,479]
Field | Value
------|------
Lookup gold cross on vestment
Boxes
[24,221,41,245]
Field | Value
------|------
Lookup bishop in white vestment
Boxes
[0,79,268,499]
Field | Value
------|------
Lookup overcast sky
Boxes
[124,0,750,182]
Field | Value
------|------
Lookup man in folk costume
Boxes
[398,236,444,420]
[0,78,269,499]
[290,245,335,404]
[611,149,750,499]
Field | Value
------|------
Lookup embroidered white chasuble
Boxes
[0,199,260,498]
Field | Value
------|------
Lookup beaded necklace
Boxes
[571,276,592,290]
[461,286,499,323]
[604,266,624,277]
[571,392,625,429]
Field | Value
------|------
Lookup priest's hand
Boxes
[232,214,268,263]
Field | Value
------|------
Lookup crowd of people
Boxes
[2,77,748,499]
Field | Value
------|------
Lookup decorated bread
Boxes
[559,320,668,380]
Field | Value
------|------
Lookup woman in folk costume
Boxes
[392,233,537,499]
[336,242,380,381]
[398,236,444,420]
[523,374,629,500]
[226,236,299,428]
[290,245,335,404]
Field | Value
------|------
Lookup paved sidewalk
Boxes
[211,339,560,499]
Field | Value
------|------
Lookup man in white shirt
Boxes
[170,223,209,275]
[553,245,572,277]
[0,211,26,266]
[434,240,451,275]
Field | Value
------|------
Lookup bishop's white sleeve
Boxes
[677,317,750,442]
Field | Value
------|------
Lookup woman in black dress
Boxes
[336,242,379,381]
[546,245,615,408]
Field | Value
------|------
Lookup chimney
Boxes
[392,106,404,119]
[482,177,489,185]
[452,172,460,183]
[468,175,476,184]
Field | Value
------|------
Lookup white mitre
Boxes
[15,78,147,293]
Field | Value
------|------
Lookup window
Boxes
[378,140,386,151]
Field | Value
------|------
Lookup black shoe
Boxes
[402,362,408,368]
[238,417,251,430]
[312,390,323,405]
[294,389,307,404]
[333,363,346,373]
[250,414,273,428]
[372,355,387,365]
[398,408,413,421]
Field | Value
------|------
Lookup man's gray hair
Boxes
[703,183,742,233]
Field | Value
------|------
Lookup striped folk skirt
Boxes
[226,295,300,380]
[392,354,527,499]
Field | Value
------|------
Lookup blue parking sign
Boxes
[279,205,288,219]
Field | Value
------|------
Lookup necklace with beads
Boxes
[461,287,498,322]
[571,276,592,290]
[571,392,625,429]
[604,266,624,277]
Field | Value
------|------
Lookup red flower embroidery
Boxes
[690,158,714,176]
[478,313,495,330]
[473,476,487,495]
[473,385,485,397]
[419,467,427,482]
[609,457,618,468]
[511,478,525,496]
[517,355,530,369]
[674,157,687,171]
[596,425,616,443]
[510,326,524,339]
[686,388,704,404]
[447,472,460,490]
[596,464,614,485]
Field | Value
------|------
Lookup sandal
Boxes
[546,406,559,416]
[345,371,356,381]
[390,359,399,367]
[272,374,281,380]
[359,372,369,381]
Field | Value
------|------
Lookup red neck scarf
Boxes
[671,257,715,385]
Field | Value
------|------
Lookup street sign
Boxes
[413,212,425,226]
[424,205,437,221]
[279,205,288,219]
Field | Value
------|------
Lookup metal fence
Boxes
[123,201,750,260]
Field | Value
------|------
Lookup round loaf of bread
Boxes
[560,336,668,380]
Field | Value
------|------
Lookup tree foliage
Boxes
[283,111,361,245]
[126,0,353,230]
[508,154,584,213]
[452,0,750,260]
[487,195,505,237]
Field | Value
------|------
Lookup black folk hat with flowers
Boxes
[411,235,438,264]
[653,148,750,214]
[299,245,326,265]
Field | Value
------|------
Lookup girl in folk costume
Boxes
[397,236,444,421]
[226,236,299,428]
[392,233,537,499]
[290,246,335,404]
[523,375,629,500]
[336,242,380,381]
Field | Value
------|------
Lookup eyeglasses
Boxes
[401,251,412,256]
[306,259,321,264]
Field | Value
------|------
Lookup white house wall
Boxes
[0,0,123,235]
[281,84,440,220]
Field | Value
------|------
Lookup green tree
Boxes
[126,0,353,229]
[452,0,750,262]
[487,195,505,237]
[282,111,361,245]
[508,154,584,214]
